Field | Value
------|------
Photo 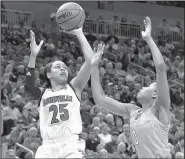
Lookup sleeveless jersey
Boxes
[130,105,171,158]
[38,84,82,141]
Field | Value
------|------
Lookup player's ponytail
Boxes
[43,62,53,88]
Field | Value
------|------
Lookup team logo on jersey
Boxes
[43,95,72,106]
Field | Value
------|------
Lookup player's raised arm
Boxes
[24,30,44,100]
[68,28,94,94]
[142,17,170,120]
[91,47,139,116]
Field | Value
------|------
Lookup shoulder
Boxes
[151,99,171,125]
[68,82,81,101]
[129,106,141,117]
[124,103,140,116]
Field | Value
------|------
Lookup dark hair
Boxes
[43,61,54,88]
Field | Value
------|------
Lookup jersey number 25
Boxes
[49,104,69,125]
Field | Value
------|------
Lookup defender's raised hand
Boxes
[141,16,152,40]
[91,43,105,67]
[30,30,44,57]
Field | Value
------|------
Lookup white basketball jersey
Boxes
[38,84,82,141]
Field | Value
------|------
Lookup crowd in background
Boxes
[136,1,184,8]
[1,2,184,159]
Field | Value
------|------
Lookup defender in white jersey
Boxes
[25,29,105,158]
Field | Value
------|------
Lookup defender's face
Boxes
[49,61,68,84]
[137,83,156,102]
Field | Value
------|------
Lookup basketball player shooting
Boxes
[24,28,104,158]
[91,17,171,158]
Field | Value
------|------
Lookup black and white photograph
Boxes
[1,1,184,158]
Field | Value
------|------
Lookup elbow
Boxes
[94,98,101,106]
[93,94,104,106]
[93,96,101,104]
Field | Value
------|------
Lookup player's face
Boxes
[49,61,68,85]
[137,82,156,104]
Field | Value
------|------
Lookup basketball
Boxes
[56,2,85,31]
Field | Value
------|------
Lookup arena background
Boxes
[1,1,184,158]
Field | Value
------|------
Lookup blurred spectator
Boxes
[69,41,82,59]
[9,118,26,146]
[23,127,41,154]
[98,124,112,145]
[105,114,115,130]
[85,29,96,46]
[114,116,124,134]
[93,127,101,136]
[119,123,130,145]
[169,22,181,33]
[6,149,19,159]
[111,15,120,35]
[110,142,126,158]
[99,149,109,158]
[91,116,101,128]
[86,129,100,152]
[104,130,119,154]
[159,18,170,36]
[175,152,184,158]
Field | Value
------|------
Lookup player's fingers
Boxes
[146,16,150,22]
[93,47,96,53]
[101,45,105,53]
[30,30,33,44]
[38,40,44,49]
[30,30,32,39]
[141,31,144,36]
[97,43,102,52]
[143,20,146,27]
[30,30,35,39]
[30,30,36,46]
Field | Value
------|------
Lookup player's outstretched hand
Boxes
[141,16,152,41]
[30,30,44,57]
[91,43,105,67]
